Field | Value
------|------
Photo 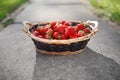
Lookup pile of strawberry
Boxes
[32,21,91,40]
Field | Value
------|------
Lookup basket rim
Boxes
[23,20,98,44]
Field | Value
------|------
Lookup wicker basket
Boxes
[23,20,98,55]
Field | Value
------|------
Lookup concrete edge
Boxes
[2,1,30,23]
[0,0,31,32]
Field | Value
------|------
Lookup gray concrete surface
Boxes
[0,0,120,80]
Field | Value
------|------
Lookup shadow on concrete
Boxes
[32,47,120,80]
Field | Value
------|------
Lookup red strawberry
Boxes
[46,28,54,35]
[62,25,68,28]
[32,31,40,36]
[69,35,77,39]
[65,30,70,37]
[74,32,78,36]
[69,32,78,39]
[61,20,66,25]
[37,35,44,38]
[56,25,65,34]
[51,21,56,29]
[53,26,57,32]
[61,34,67,40]
[77,31,83,37]
[35,27,41,33]
[41,26,49,35]
[53,32,60,39]
[76,23,85,31]
[84,28,91,33]
[64,22,70,26]
[65,26,75,36]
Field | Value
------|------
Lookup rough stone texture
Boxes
[0,24,36,80]
[0,0,120,80]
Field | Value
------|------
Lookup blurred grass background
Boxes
[0,0,119,24]
[0,0,28,21]
[90,0,120,24]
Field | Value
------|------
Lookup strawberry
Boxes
[77,31,83,37]
[61,20,66,25]
[64,22,70,26]
[56,25,65,34]
[53,32,60,39]
[61,34,67,40]
[84,28,91,33]
[53,23,61,32]
[35,27,41,33]
[65,26,75,36]
[46,28,54,35]
[41,26,49,35]
[74,32,78,36]
[69,32,78,39]
[65,30,70,37]
[69,35,77,39]
[51,21,56,29]
[32,31,40,36]
[76,23,85,31]
[62,25,68,28]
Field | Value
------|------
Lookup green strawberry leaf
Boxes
[38,26,44,29]
[84,23,89,28]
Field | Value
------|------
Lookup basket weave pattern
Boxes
[32,39,90,52]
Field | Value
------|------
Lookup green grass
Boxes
[0,0,28,21]
[90,0,120,23]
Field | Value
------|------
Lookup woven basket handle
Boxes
[23,21,33,36]
[86,20,98,32]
